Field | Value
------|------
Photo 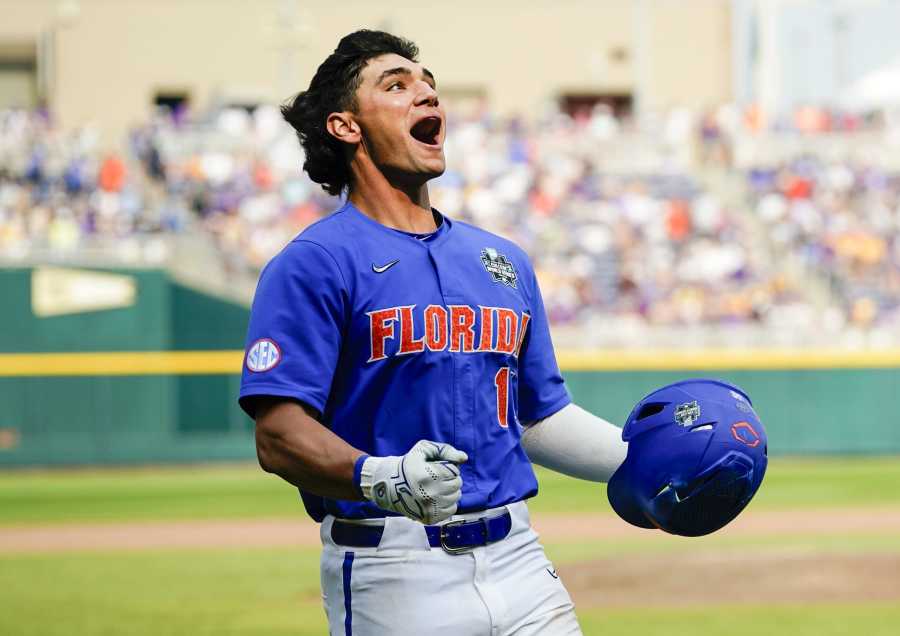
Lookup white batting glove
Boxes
[359,440,468,525]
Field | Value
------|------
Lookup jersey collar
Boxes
[341,201,453,248]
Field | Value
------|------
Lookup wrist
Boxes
[352,454,371,499]
[358,455,391,501]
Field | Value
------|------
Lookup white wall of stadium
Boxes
[0,0,732,143]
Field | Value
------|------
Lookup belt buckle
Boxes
[439,518,486,555]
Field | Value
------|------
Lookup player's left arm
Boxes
[521,404,626,482]
[514,254,626,482]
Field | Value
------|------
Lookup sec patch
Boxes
[246,339,281,372]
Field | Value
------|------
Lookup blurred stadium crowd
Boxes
[2,103,899,347]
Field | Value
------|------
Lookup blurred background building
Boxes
[2,0,900,356]
[1,0,732,136]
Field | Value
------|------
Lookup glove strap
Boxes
[358,455,386,501]
[352,454,370,499]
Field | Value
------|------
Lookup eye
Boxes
[387,81,404,91]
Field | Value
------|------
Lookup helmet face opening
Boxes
[646,452,758,537]
[608,379,768,537]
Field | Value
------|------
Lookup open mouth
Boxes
[409,116,442,147]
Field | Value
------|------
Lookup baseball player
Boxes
[239,30,627,635]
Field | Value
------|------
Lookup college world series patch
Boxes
[674,400,701,427]
[481,248,517,288]
[246,338,281,372]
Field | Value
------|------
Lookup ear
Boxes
[326,112,361,145]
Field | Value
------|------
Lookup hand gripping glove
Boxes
[358,440,468,524]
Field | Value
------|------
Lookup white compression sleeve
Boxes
[520,403,627,482]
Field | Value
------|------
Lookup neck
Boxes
[347,152,437,234]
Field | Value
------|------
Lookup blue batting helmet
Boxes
[607,379,768,537]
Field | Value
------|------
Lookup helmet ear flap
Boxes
[607,462,657,529]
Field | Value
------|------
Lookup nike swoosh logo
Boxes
[546,567,559,579]
[372,259,400,273]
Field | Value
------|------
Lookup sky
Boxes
[733,0,900,109]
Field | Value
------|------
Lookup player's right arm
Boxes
[254,395,467,522]
[254,397,365,500]
[240,239,465,523]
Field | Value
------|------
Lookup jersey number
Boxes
[494,367,510,428]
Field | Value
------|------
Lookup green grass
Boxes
[0,464,297,525]
[0,548,325,636]
[577,604,900,636]
[2,547,898,636]
[1,456,899,525]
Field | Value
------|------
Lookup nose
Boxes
[415,81,439,108]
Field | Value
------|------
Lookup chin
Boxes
[419,150,446,175]
[402,157,446,183]
[381,153,446,187]
[423,160,446,179]
[414,164,446,186]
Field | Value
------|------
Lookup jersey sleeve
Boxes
[238,239,348,418]
[517,263,571,423]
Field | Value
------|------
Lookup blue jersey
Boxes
[239,202,570,521]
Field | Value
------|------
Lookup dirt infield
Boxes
[531,506,900,541]
[0,518,323,552]
[4,507,899,607]
[562,551,900,606]
[2,506,900,553]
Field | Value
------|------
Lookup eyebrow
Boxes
[376,66,437,87]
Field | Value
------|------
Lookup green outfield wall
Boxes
[566,369,900,455]
[0,267,251,466]
[1,267,899,466]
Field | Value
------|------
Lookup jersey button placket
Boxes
[426,243,476,485]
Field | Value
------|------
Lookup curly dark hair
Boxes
[280,30,420,196]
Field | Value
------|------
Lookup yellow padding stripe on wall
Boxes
[557,348,900,371]
[1,348,900,377]
[0,351,244,377]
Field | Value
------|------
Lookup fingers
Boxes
[432,477,463,499]
[414,440,468,464]
[436,444,469,464]
[399,441,467,525]
[432,460,460,479]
